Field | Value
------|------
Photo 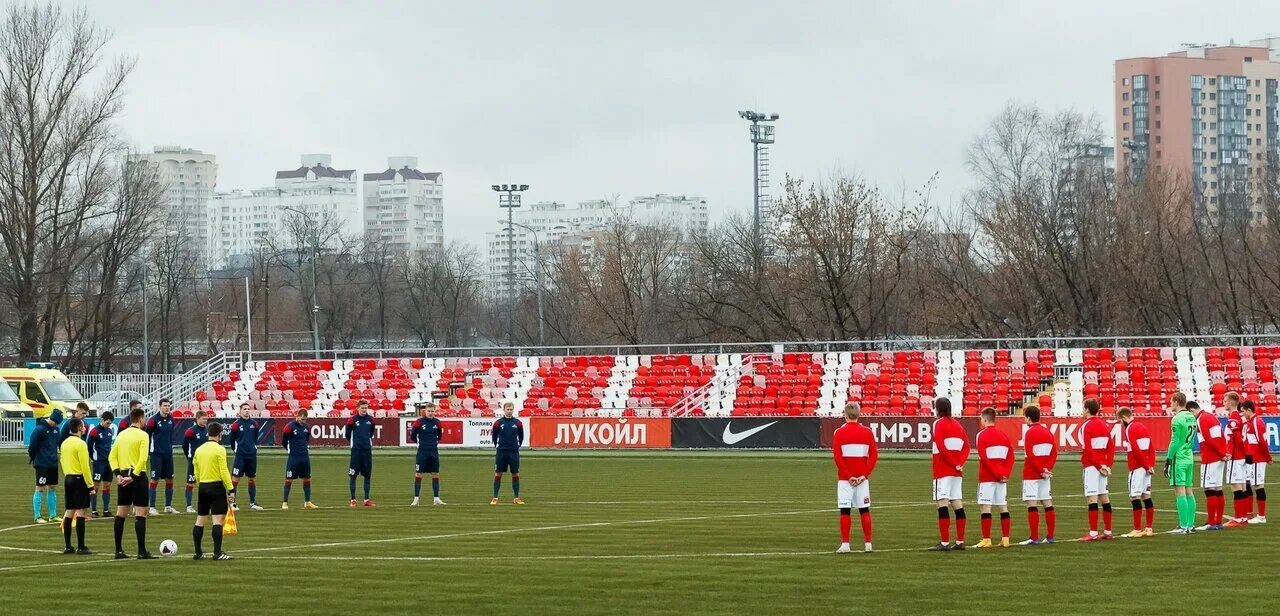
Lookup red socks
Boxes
[1028,508,1040,540]
[1046,507,1057,538]
[1088,506,1099,532]
[1102,507,1112,533]
[999,514,1010,539]
[1145,502,1155,528]
[955,515,966,543]
[839,513,851,543]
[981,514,992,540]
[860,511,873,543]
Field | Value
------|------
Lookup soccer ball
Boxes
[159,539,179,557]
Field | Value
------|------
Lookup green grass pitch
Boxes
[0,449,1273,614]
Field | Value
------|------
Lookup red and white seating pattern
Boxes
[180,346,1280,418]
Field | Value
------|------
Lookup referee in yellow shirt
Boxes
[192,422,235,561]
[59,419,93,554]
[110,408,157,559]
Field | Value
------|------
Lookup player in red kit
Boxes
[929,397,970,551]
[1079,398,1116,541]
[1221,392,1251,526]
[1117,407,1156,537]
[1192,401,1227,530]
[1242,400,1269,524]
[1020,405,1057,545]
[831,403,877,553]
[974,408,1014,549]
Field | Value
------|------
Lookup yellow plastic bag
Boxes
[223,507,238,536]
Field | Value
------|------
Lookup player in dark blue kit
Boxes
[409,402,446,506]
[281,409,317,509]
[228,403,264,511]
[346,400,376,507]
[491,401,525,505]
[145,398,177,514]
[86,411,116,517]
[28,410,62,523]
[58,402,90,444]
[181,410,210,513]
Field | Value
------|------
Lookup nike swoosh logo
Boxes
[722,421,778,445]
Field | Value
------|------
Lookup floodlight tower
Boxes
[738,110,779,261]
[492,183,529,345]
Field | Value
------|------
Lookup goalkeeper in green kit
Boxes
[1164,392,1198,534]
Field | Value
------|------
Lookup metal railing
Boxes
[70,374,179,399]
[0,419,24,448]
[233,333,1280,364]
[145,353,242,407]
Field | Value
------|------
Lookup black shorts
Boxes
[415,452,440,474]
[117,474,149,508]
[185,459,196,484]
[35,466,58,487]
[495,450,520,474]
[92,461,112,483]
[232,455,257,478]
[149,453,174,480]
[197,483,229,516]
[348,450,373,478]
[64,475,91,510]
[285,458,311,480]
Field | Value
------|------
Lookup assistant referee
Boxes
[192,422,235,561]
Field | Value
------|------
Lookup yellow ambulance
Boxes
[0,363,96,419]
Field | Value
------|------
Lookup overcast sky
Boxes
[82,0,1280,244]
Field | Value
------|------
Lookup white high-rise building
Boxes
[207,154,359,270]
[127,146,218,268]
[361,156,444,255]
[485,194,709,301]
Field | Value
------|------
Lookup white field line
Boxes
[0,486,1229,572]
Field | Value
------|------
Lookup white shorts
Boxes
[1083,467,1110,497]
[1200,461,1225,489]
[837,480,871,509]
[1228,459,1251,485]
[977,481,1008,506]
[932,476,963,502]
[1252,463,1267,487]
[1127,469,1152,498]
[1022,478,1052,502]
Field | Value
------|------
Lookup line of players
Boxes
[29,396,529,558]
[831,391,1270,553]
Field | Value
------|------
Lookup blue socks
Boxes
[283,480,292,503]
[303,480,312,502]
[512,474,520,498]
[248,480,257,504]
[493,474,501,498]
[46,490,57,518]
[164,481,174,507]
[32,490,42,520]
[414,477,422,497]
[101,489,110,513]
[432,478,440,498]
[363,477,371,500]
[349,477,356,500]
[149,482,157,508]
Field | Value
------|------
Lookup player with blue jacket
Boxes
[409,402,445,506]
[28,410,63,522]
[491,402,525,505]
[228,403,264,510]
[281,409,317,510]
[346,400,377,507]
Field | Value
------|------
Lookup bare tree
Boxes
[0,5,134,360]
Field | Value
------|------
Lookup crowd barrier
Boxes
[16,416,1280,452]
